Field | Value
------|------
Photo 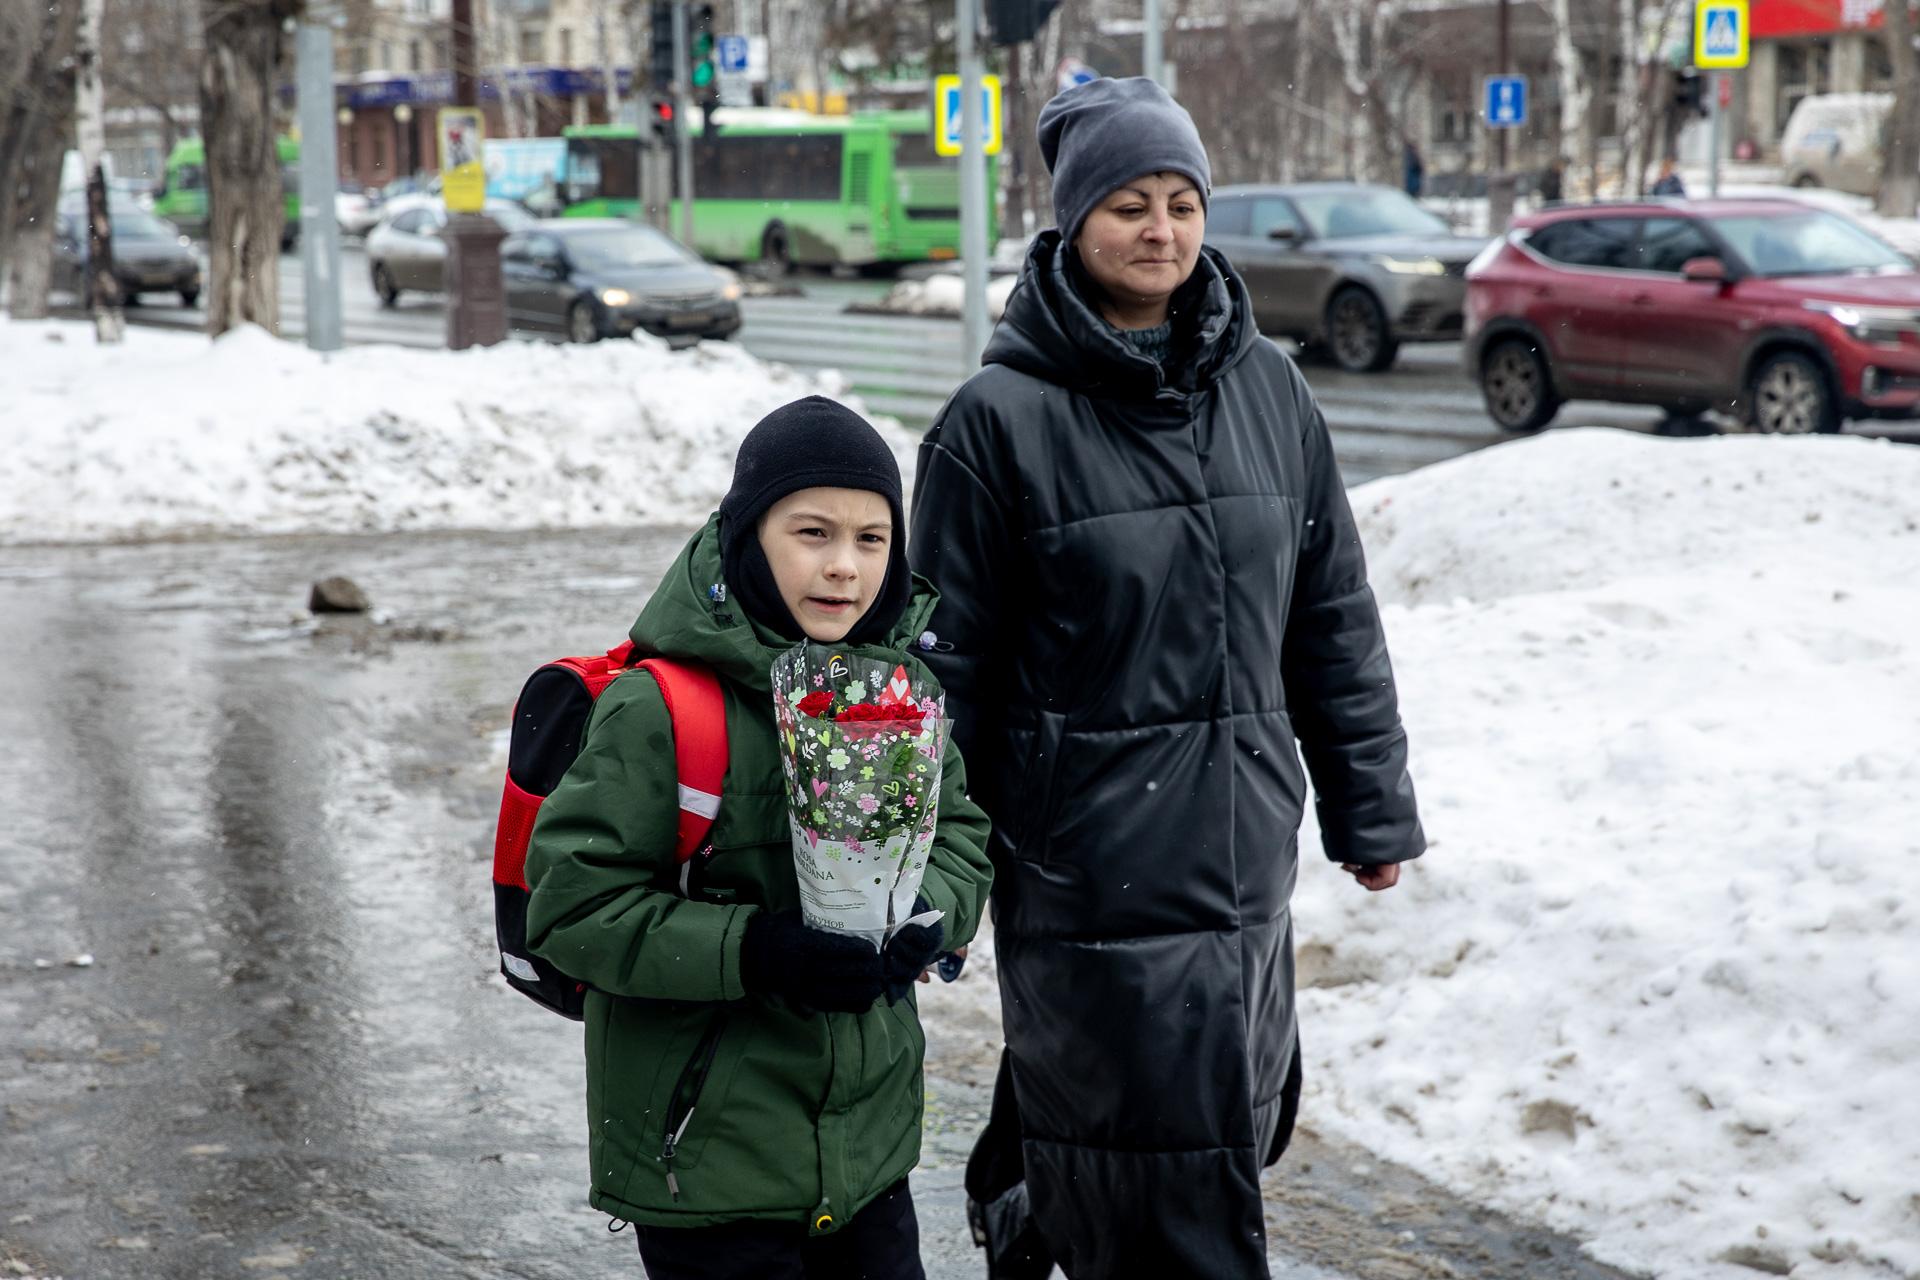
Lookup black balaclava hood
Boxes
[717,396,910,647]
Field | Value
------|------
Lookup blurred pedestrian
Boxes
[1403,135,1425,198]
[910,76,1426,1280]
[1653,156,1687,196]
[1539,156,1566,204]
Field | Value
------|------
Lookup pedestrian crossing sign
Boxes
[933,74,1003,158]
[1695,0,1748,70]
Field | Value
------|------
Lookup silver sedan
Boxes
[365,196,535,306]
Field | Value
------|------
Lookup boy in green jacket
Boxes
[525,397,993,1280]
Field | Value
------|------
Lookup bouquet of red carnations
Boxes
[771,642,950,949]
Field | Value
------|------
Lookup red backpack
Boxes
[492,640,729,1020]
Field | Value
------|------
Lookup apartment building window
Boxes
[410,39,422,71]
[559,27,573,65]
[520,28,543,63]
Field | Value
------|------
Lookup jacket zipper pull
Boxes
[661,1106,697,1200]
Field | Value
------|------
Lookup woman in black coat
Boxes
[908,78,1426,1280]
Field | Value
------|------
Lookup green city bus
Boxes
[153,136,302,248]
[558,109,997,270]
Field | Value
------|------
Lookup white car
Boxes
[335,189,381,237]
[363,195,535,306]
[1780,92,1893,196]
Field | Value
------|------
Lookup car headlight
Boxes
[722,281,742,301]
[1804,299,1917,343]
[599,288,631,307]
[1377,255,1448,276]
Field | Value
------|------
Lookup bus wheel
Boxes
[759,222,794,277]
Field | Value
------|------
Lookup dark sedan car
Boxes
[1206,182,1486,372]
[501,220,742,344]
[53,201,201,306]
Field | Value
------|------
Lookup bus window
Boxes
[565,137,639,204]
[691,133,843,200]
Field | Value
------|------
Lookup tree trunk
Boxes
[1878,0,1920,216]
[1,0,81,303]
[1549,0,1588,187]
[76,0,124,343]
[201,0,295,337]
[6,118,70,319]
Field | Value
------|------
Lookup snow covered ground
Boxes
[10,321,1920,1278]
[1295,430,1920,1280]
[0,318,911,545]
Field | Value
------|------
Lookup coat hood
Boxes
[630,514,941,693]
[983,230,1262,399]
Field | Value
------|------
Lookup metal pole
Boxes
[673,0,695,246]
[1709,73,1723,197]
[958,0,990,369]
[1143,0,1162,87]
[1496,0,1510,175]
[297,20,344,353]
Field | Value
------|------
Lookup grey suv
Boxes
[1207,182,1485,371]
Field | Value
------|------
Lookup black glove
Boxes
[740,910,884,1014]
[881,897,945,1005]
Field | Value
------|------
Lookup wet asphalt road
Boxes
[0,527,1654,1280]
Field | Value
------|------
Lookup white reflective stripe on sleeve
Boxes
[679,860,692,896]
[502,953,539,982]
[677,784,721,820]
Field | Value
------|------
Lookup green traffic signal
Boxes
[692,61,715,89]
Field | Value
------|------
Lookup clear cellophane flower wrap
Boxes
[771,642,950,950]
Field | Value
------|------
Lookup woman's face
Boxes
[758,486,893,643]
[1074,172,1205,318]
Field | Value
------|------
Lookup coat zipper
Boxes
[659,1012,730,1200]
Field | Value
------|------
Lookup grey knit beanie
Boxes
[1037,76,1212,246]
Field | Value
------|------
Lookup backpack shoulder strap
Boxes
[632,658,728,868]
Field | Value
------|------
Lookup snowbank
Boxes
[857,272,1018,321]
[1289,429,1920,1279]
[0,319,910,544]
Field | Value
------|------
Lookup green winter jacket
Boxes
[524,514,994,1234]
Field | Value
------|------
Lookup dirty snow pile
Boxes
[864,272,1018,320]
[0,318,911,544]
[1284,429,1920,1280]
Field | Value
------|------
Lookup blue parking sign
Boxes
[1485,75,1528,128]
[717,35,749,73]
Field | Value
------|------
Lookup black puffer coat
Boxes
[909,233,1425,1279]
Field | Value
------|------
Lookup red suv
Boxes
[1465,198,1920,434]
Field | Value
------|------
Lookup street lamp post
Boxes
[444,0,507,348]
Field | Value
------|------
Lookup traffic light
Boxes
[987,0,1062,45]
[1674,70,1708,118]
[649,1,675,94]
[690,3,717,104]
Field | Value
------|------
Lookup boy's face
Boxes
[758,487,893,643]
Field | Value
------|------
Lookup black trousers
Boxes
[634,1178,926,1280]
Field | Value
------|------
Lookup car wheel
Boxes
[1745,350,1838,434]
[1791,173,1820,189]
[372,263,400,308]
[178,288,198,308]
[760,222,793,277]
[568,298,601,344]
[1326,286,1398,372]
[1480,336,1562,432]
[122,291,142,307]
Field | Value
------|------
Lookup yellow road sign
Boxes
[1695,0,1749,71]
[933,74,1003,158]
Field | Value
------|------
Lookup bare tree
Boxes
[1327,0,1402,183]
[100,0,202,160]
[2,0,82,318]
[76,0,125,341]
[1878,0,1920,217]
[1616,0,1687,196]
[1547,0,1589,182]
[200,0,300,336]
